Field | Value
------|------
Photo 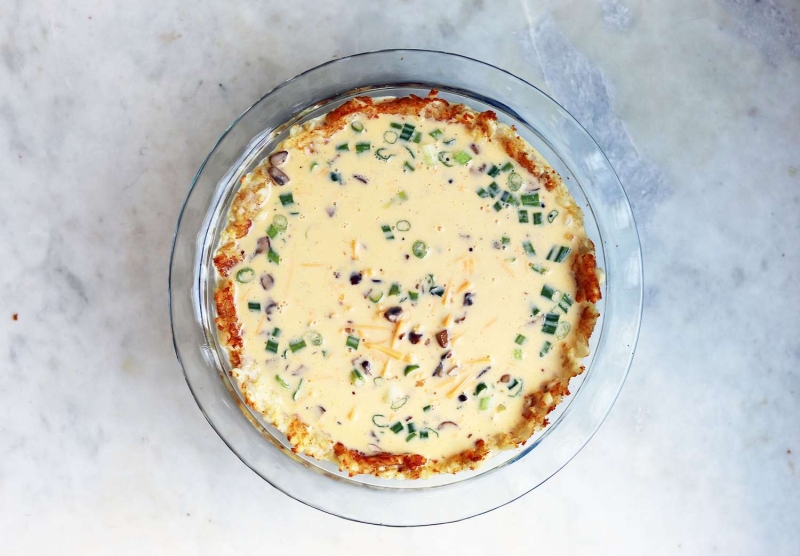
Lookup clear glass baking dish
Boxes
[169,50,642,526]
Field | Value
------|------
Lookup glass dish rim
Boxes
[169,48,644,526]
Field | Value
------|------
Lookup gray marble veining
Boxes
[1,0,798,553]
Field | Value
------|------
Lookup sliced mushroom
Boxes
[437,421,460,431]
[408,331,422,345]
[268,166,290,186]
[255,236,271,256]
[349,272,362,285]
[269,150,288,166]
[384,306,403,323]
[361,360,372,375]
[435,329,449,348]
[463,292,475,306]
[500,374,511,383]
[260,273,275,291]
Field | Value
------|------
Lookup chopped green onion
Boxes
[305,330,323,346]
[396,220,411,232]
[247,301,261,312]
[523,241,536,256]
[531,305,541,317]
[515,334,527,345]
[407,423,417,434]
[474,382,487,396]
[351,121,364,132]
[404,145,416,159]
[477,188,490,198]
[292,378,303,401]
[542,312,560,335]
[509,379,524,397]
[479,397,491,410]
[384,131,398,144]
[267,249,280,265]
[539,341,553,357]
[408,291,419,301]
[532,212,543,225]
[507,378,519,390]
[548,210,559,223]
[429,128,443,139]
[541,284,559,300]
[403,364,420,376]
[389,283,402,296]
[419,430,429,439]
[309,161,318,171]
[391,396,408,410]
[345,335,360,350]
[487,164,500,177]
[351,369,365,385]
[375,148,393,161]
[399,123,416,141]
[267,224,280,238]
[518,210,529,223]
[368,291,384,303]
[507,172,523,191]
[530,263,547,274]
[289,339,306,353]
[272,214,288,231]
[402,160,415,172]
[438,151,454,167]
[265,339,279,353]
[398,190,409,201]
[381,224,395,240]
[355,142,371,153]
[555,321,571,340]
[336,142,349,151]
[330,172,342,182]
[443,138,456,145]
[492,201,503,212]
[405,432,417,442]
[500,162,514,172]
[501,236,511,245]
[421,144,437,165]
[558,293,574,313]
[390,421,404,434]
[452,151,472,165]
[423,404,432,412]
[521,193,540,206]
[275,375,290,389]
[555,246,571,263]
[411,131,422,143]
[487,182,501,198]
[373,376,383,386]
[390,122,403,130]
[503,191,520,207]
[513,348,523,360]
[271,327,281,337]
[235,267,255,283]
[279,192,294,206]
[372,414,389,427]
[412,240,429,259]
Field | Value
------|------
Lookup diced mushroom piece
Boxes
[383,306,403,323]
[361,360,372,375]
[269,150,289,166]
[350,272,362,285]
[326,206,336,217]
[408,331,422,345]
[435,329,449,348]
[260,273,275,291]
[463,292,475,306]
[268,166,290,186]
[469,143,480,155]
[255,236,271,256]
[500,374,511,383]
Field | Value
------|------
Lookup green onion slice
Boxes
[390,421,404,434]
[474,382,487,396]
[292,378,303,401]
[515,334,527,345]
[405,432,417,442]
[351,369,365,385]
[438,151,454,167]
[532,212,543,225]
[381,224,395,240]
[403,364,420,376]
[452,151,472,165]
[479,397,491,410]
[384,131,398,144]
[429,128,443,139]
[279,192,294,206]
[423,405,432,412]
[235,267,255,283]
[265,339,279,354]
[305,330,323,346]
[372,414,389,427]
[402,160,415,172]
[272,214,288,231]
[539,341,553,357]
[530,263,547,275]
[542,312,560,335]
[390,396,408,410]
[289,339,306,353]
[521,193,540,206]
[390,122,403,130]
[396,220,411,232]
[507,172,523,191]
[351,121,364,132]
[336,142,349,151]
[412,240,429,259]
[345,335,359,350]
[518,210,529,223]
[555,321,571,340]
[408,291,419,301]
[523,241,536,256]
[355,142,371,153]
[375,148,393,161]
[368,291,383,303]
[487,165,500,177]
[247,301,261,312]
[548,210,559,223]
[275,375,290,389]
[267,249,280,265]
[541,284,560,300]
[389,283,401,296]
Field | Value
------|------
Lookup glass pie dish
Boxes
[169,49,643,526]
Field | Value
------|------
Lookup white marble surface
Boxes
[2,0,799,553]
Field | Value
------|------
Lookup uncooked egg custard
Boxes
[212,92,602,479]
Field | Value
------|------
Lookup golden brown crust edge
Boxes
[212,92,602,479]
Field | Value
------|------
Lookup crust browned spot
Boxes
[573,252,602,304]
[214,280,242,367]
[333,442,428,478]
[213,242,243,277]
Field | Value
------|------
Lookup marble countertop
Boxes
[2,0,798,553]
